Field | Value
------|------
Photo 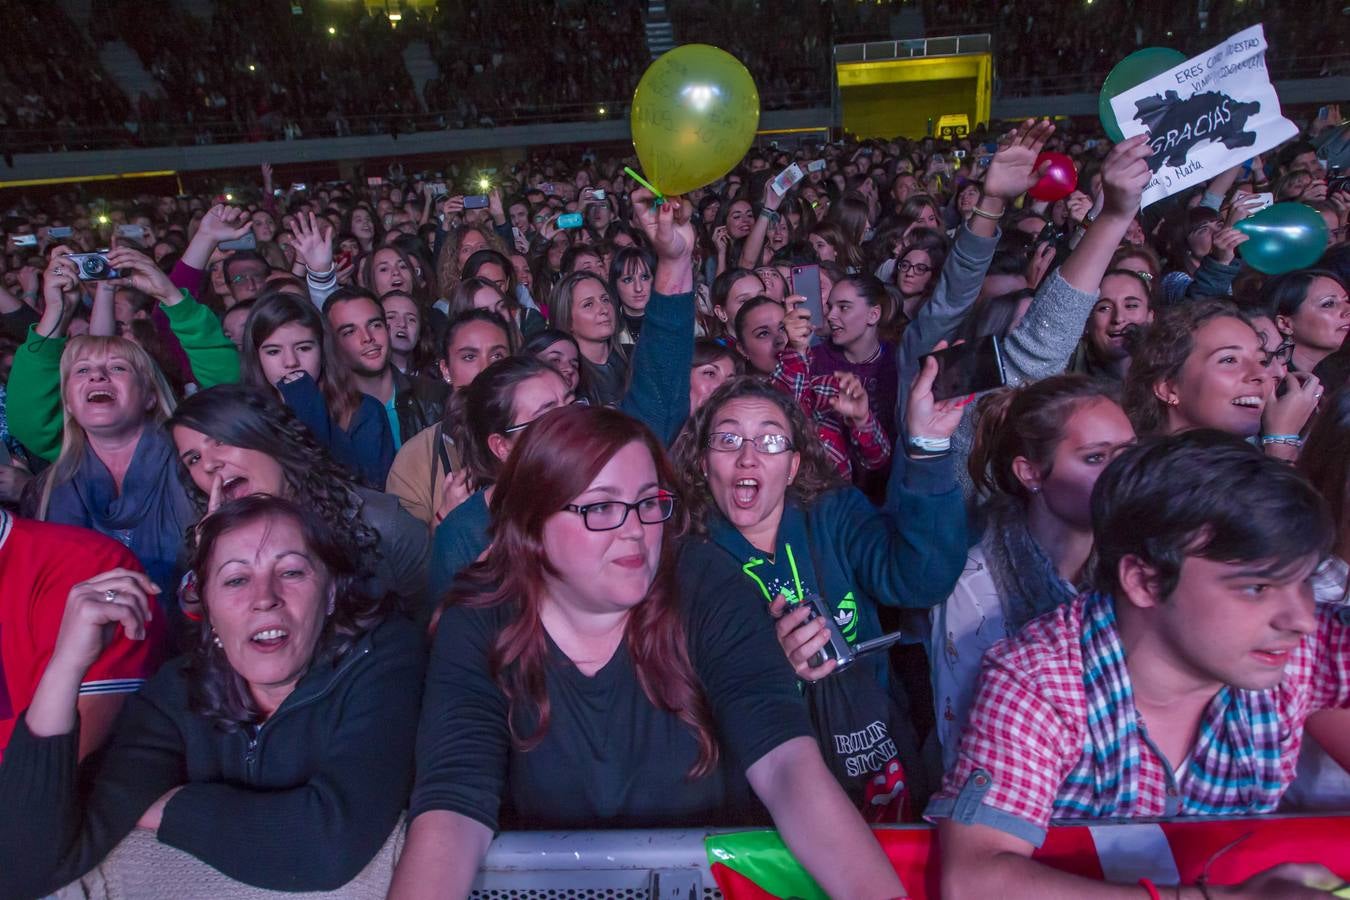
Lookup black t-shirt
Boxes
[409,544,811,832]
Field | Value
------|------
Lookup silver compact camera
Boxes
[68,252,120,281]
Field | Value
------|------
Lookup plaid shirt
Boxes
[926,593,1350,846]
[772,348,890,479]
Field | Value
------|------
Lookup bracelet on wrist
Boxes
[1261,433,1303,448]
[758,209,780,223]
[969,205,1002,222]
[907,435,952,454]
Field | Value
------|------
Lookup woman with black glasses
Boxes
[393,406,906,900]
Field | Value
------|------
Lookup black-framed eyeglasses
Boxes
[706,432,794,455]
[1261,335,1295,367]
[563,491,676,531]
[501,396,581,434]
[898,260,932,275]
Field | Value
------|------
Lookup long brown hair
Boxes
[446,405,719,778]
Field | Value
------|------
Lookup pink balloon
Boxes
[1029,152,1078,202]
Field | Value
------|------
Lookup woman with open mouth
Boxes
[0,495,423,897]
[9,245,241,621]
[668,351,970,810]
[1123,297,1324,462]
[168,384,432,621]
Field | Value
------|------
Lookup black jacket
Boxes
[393,368,449,446]
[0,617,425,898]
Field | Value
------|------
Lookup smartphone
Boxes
[115,224,148,243]
[335,249,353,270]
[770,163,806,197]
[9,234,37,248]
[557,212,584,229]
[1251,192,1275,212]
[953,149,967,159]
[789,264,824,331]
[924,335,1008,402]
[48,226,72,239]
[219,232,257,251]
[591,188,606,201]
[463,194,490,210]
[428,182,447,198]
[291,182,307,192]
[540,182,556,196]
[807,159,827,173]
[511,226,526,246]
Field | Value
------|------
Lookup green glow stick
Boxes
[623,166,665,204]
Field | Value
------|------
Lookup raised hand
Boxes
[1099,135,1154,220]
[49,568,158,674]
[631,188,695,294]
[198,204,253,244]
[982,118,1056,201]
[1065,190,1093,226]
[1209,227,1249,265]
[290,211,334,273]
[782,295,814,352]
[106,246,179,305]
[828,371,872,427]
[907,340,973,443]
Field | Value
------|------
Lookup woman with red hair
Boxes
[392,195,904,900]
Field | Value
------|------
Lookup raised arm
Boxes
[738,180,784,270]
[105,246,240,386]
[7,248,84,461]
[181,204,252,272]
[619,188,698,443]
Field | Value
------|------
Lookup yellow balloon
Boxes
[630,45,761,196]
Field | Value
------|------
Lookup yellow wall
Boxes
[837,54,993,140]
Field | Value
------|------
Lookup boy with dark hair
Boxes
[931,429,1350,898]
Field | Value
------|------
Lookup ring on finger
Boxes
[103,589,119,603]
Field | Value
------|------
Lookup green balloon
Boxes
[1233,203,1331,275]
[1099,47,1188,142]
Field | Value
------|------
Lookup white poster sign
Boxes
[1109,24,1297,208]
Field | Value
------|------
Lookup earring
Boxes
[212,632,223,649]
[1168,397,1179,406]
[1030,486,1041,494]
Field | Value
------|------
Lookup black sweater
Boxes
[0,617,425,899]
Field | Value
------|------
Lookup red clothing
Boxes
[0,511,165,762]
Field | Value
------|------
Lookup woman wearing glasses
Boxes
[668,354,969,803]
[891,228,948,322]
[392,406,907,900]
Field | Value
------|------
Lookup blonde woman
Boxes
[9,246,239,612]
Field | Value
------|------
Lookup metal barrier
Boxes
[470,829,722,899]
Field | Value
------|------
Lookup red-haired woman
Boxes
[389,407,904,899]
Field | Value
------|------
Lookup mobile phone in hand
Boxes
[219,232,257,251]
[115,224,148,243]
[463,195,490,210]
[557,212,584,229]
[789,264,824,333]
[770,163,806,197]
[923,335,1007,402]
[9,235,37,248]
[48,226,73,239]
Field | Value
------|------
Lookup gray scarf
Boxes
[979,497,1079,630]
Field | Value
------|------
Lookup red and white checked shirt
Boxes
[771,348,890,479]
[926,594,1350,845]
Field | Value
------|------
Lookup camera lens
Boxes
[81,256,106,276]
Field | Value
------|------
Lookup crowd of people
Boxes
[0,95,1348,898]
[8,0,1349,153]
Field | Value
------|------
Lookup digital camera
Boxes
[68,252,120,281]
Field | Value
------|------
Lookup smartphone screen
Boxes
[219,232,257,251]
[463,195,490,210]
[48,226,73,239]
[557,212,584,230]
[924,335,1007,401]
[789,264,824,331]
